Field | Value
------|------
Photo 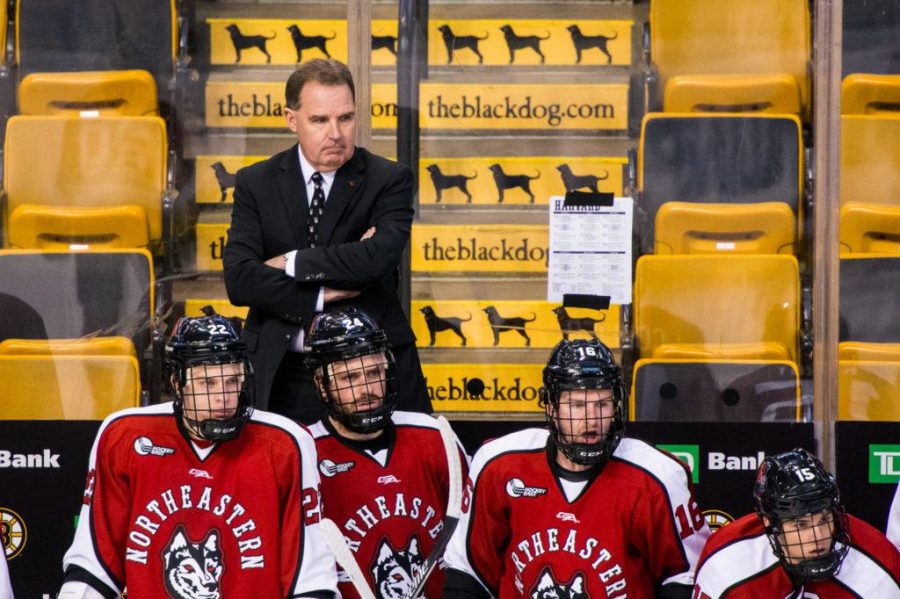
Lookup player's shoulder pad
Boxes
[469,428,548,478]
[96,402,173,437]
[613,437,692,488]
[248,408,316,445]
[391,410,441,429]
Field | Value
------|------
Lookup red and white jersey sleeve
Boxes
[444,429,708,598]
[888,482,900,551]
[693,513,900,598]
[310,411,468,599]
[62,404,338,598]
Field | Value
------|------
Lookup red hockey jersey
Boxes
[309,411,466,599]
[62,403,338,598]
[444,428,709,598]
[693,513,900,598]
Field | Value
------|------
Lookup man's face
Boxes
[549,387,615,445]
[324,352,387,415]
[285,82,356,173]
[180,362,244,425]
[776,510,836,565]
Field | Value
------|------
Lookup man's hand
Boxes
[323,288,361,303]
[264,253,287,270]
[265,229,371,271]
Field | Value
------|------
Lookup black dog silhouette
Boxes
[566,25,617,64]
[437,24,487,64]
[552,306,604,340]
[426,164,476,203]
[226,24,275,63]
[372,35,398,56]
[287,25,335,62]
[499,25,549,64]
[210,162,236,203]
[483,306,535,346]
[487,164,540,204]
[420,306,470,346]
[556,164,609,193]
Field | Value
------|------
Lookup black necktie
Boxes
[308,171,325,248]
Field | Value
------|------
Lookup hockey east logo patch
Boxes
[163,525,224,599]
[530,567,589,599]
[506,477,548,498]
[319,458,355,477]
[370,534,425,599]
[134,436,176,457]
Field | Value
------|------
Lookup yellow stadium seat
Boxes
[839,254,900,345]
[840,115,900,207]
[842,74,900,115]
[0,355,140,419]
[3,116,167,250]
[840,203,900,254]
[0,337,136,357]
[0,250,154,350]
[649,0,810,117]
[630,359,801,422]
[655,202,795,255]
[18,70,159,116]
[839,342,900,362]
[839,360,900,421]
[638,113,803,255]
[634,254,800,361]
[665,74,802,115]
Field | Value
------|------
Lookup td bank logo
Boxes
[869,444,900,483]
[658,444,699,484]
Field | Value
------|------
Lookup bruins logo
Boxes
[0,506,27,560]
[703,509,735,532]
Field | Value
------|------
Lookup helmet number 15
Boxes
[794,467,816,482]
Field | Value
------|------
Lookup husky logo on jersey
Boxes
[134,436,176,457]
[530,567,589,599]
[163,525,224,599]
[370,535,425,598]
[319,458,356,477]
[506,477,548,498]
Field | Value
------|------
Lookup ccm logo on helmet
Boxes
[506,478,548,498]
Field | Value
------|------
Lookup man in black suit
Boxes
[223,58,431,423]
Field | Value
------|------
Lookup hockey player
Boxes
[443,338,708,599]
[306,307,466,599]
[58,315,338,598]
[888,481,900,551]
[693,448,900,598]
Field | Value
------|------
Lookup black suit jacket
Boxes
[223,145,417,409]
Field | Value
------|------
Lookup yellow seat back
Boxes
[839,342,900,362]
[839,203,900,254]
[842,74,900,115]
[650,0,810,116]
[839,360,900,421]
[0,355,140,419]
[655,201,795,255]
[841,115,900,207]
[634,255,800,361]
[664,74,802,116]
[18,70,159,116]
[0,337,137,357]
[3,116,167,249]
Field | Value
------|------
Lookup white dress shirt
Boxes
[285,146,333,351]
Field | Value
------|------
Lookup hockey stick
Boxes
[319,517,377,599]
[402,415,465,599]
